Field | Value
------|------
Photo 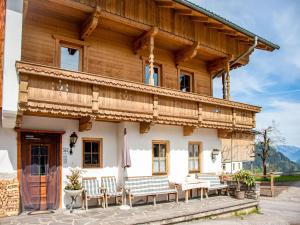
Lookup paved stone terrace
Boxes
[0,196,258,225]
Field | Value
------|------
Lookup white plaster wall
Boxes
[0,121,17,174]
[2,116,222,208]
[2,0,23,128]
[21,116,119,208]
[121,122,222,183]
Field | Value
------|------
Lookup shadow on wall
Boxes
[0,150,15,173]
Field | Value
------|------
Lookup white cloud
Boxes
[257,100,300,146]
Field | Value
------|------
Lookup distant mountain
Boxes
[244,145,300,172]
[276,145,300,164]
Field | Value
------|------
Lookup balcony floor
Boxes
[0,196,258,225]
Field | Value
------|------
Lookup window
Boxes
[144,64,161,86]
[238,162,241,170]
[180,71,193,92]
[152,141,169,175]
[82,138,103,168]
[59,43,82,71]
[31,145,49,176]
[188,142,201,173]
[233,163,235,170]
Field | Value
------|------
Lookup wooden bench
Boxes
[197,174,229,197]
[125,176,178,207]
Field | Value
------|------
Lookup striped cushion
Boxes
[101,177,118,195]
[82,178,102,196]
[125,176,176,196]
[197,174,226,188]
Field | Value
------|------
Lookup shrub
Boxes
[65,168,82,190]
[233,170,256,191]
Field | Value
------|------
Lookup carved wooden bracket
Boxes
[133,27,159,54]
[79,116,95,132]
[140,122,152,134]
[183,126,195,136]
[92,85,99,113]
[175,41,199,64]
[80,5,101,40]
[175,9,193,15]
[207,54,233,75]
[19,74,29,106]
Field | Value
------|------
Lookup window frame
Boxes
[179,70,194,92]
[53,35,88,72]
[152,140,170,175]
[141,58,163,87]
[188,141,202,174]
[59,42,83,72]
[82,138,103,169]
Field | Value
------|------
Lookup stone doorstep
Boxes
[133,201,259,225]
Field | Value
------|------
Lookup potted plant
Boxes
[232,170,255,200]
[64,168,83,196]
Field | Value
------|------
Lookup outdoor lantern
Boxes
[211,148,220,161]
[69,132,78,155]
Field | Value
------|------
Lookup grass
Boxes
[255,175,300,182]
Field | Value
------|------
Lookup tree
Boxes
[254,121,285,176]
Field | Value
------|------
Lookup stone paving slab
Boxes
[0,196,258,225]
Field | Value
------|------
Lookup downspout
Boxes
[213,36,258,79]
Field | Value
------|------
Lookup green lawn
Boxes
[255,175,300,182]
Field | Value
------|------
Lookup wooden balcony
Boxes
[16,61,260,133]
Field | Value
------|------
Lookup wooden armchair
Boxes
[101,176,123,208]
[82,177,106,210]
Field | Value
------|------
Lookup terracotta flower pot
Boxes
[235,190,245,200]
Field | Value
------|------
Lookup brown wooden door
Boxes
[21,133,61,211]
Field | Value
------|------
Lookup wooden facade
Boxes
[17,0,276,135]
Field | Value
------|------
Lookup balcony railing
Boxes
[16,61,260,131]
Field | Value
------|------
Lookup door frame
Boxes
[16,129,65,209]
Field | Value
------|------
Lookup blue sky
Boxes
[190,0,300,147]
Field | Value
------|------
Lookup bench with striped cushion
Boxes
[82,177,105,210]
[197,174,229,196]
[101,176,123,207]
[125,176,178,207]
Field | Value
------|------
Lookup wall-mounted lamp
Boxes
[69,132,78,155]
[211,148,220,161]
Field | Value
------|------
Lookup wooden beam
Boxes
[175,9,193,15]
[191,16,208,23]
[207,23,224,29]
[207,55,233,75]
[133,27,159,54]
[222,29,237,36]
[140,122,152,134]
[225,61,230,100]
[79,116,95,132]
[175,41,199,64]
[183,126,195,136]
[80,5,101,40]
[156,1,174,8]
[47,0,94,13]
[222,73,226,99]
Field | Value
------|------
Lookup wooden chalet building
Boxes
[0,0,278,211]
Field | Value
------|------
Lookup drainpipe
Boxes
[213,36,258,79]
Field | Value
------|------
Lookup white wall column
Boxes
[2,0,23,128]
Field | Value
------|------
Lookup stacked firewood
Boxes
[0,178,20,218]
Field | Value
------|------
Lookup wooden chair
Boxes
[101,176,123,208]
[82,177,106,210]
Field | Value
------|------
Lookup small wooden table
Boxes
[176,180,210,203]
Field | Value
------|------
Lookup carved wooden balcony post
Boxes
[225,61,230,100]
[149,34,155,86]
[222,72,227,99]
[92,85,99,113]
[19,74,29,106]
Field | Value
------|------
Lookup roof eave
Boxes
[173,0,280,51]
